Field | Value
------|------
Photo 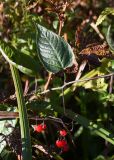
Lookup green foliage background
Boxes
[0,0,114,160]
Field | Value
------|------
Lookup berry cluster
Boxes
[33,123,69,152]
[56,129,69,152]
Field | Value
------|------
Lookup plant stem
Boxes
[44,73,52,91]
[10,64,32,160]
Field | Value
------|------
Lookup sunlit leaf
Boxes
[83,77,108,91]
[53,20,59,30]
[36,24,74,73]
[111,60,114,70]
[96,8,114,26]
[106,25,114,51]
[94,155,105,160]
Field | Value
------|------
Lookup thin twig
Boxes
[0,111,19,119]
[109,75,113,93]
[33,144,53,159]
[90,22,104,40]
[24,79,29,96]
[1,72,114,103]
[58,19,63,36]
[62,73,67,114]
[75,60,87,80]
[35,77,38,93]
[40,72,114,94]
[17,155,22,160]
[26,1,39,10]
[44,73,52,91]
[62,87,66,114]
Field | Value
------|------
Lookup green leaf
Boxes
[26,100,51,111]
[26,100,55,115]
[83,77,108,91]
[112,60,114,69]
[106,25,114,51]
[0,104,11,111]
[0,40,39,76]
[53,20,59,30]
[36,24,74,73]
[94,155,105,160]
[106,27,114,70]
[96,8,114,26]
[0,148,17,160]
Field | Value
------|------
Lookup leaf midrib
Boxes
[41,30,64,69]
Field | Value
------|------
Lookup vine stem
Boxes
[2,71,114,104]
[44,72,52,91]
[10,64,32,160]
[75,60,87,81]
[37,72,114,95]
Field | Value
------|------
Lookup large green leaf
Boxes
[0,40,39,76]
[106,25,114,51]
[36,24,74,73]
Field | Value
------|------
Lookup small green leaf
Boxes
[96,8,114,26]
[0,40,39,76]
[1,148,17,160]
[53,20,59,30]
[83,77,108,91]
[94,155,105,160]
[26,100,51,111]
[111,60,114,69]
[106,25,114,51]
[26,101,54,115]
[36,24,74,73]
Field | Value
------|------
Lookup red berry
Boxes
[34,124,43,132]
[33,123,47,133]
[62,144,69,152]
[56,140,63,148]
[61,140,67,146]
[56,140,67,148]
[60,130,67,137]
[42,124,47,130]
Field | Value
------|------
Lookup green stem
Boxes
[10,64,32,160]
